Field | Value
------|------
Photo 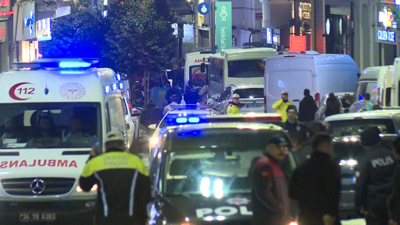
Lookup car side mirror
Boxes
[200,63,206,73]
[132,108,142,117]
[148,124,157,130]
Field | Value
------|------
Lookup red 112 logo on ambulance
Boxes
[9,82,35,101]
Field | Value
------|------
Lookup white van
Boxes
[0,58,132,224]
[349,66,389,112]
[378,66,394,107]
[209,48,276,99]
[184,51,213,88]
[265,51,360,112]
[390,58,400,107]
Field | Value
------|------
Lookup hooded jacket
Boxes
[299,95,318,122]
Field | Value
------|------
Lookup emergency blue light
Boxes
[188,117,200,123]
[59,61,91,68]
[119,82,124,90]
[112,83,117,90]
[359,94,363,101]
[176,118,188,124]
[116,73,121,81]
[105,86,111,93]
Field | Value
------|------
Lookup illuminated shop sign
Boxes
[378,6,397,29]
[36,18,51,41]
[299,2,312,20]
[377,29,396,42]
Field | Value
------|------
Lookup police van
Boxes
[0,58,132,224]
[148,123,298,225]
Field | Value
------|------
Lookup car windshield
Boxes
[233,88,264,98]
[328,119,396,137]
[227,60,265,78]
[163,128,296,197]
[0,103,101,149]
[189,65,208,86]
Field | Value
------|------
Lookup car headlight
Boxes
[149,137,159,148]
[339,159,358,167]
[76,184,98,193]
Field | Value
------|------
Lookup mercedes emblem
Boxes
[30,179,45,194]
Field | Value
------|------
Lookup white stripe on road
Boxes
[129,170,139,216]
[94,173,109,217]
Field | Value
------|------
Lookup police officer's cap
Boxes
[282,90,288,95]
[267,135,289,147]
[360,127,381,147]
[232,94,240,99]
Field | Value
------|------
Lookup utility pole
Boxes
[210,1,216,54]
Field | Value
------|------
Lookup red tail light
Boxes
[264,95,267,112]
[300,51,306,53]
[128,102,132,109]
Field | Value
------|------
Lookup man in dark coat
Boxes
[165,85,182,104]
[298,88,318,126]
[289,133,341,225]
[324,93,341,118]
[355,127,395,225]
[295,121,327,165]
[251,136,292,225]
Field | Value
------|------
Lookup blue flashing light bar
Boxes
[59,61,92,68]
[119,82,124,90]
[105,86,111,94]
[188,117,200,123]
[176,117,201,124]
[116,73,121,81]
[176,117,188,124]
[112,83,117,90]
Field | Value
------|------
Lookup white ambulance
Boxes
[184,51,213,88]
[0,58,131,224]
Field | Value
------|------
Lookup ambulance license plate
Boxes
[19,213,56,222]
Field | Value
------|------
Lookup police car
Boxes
[0,59,132,224]
[148,123,298,225]
[148,113,283,166]
[147,105,219,154]
[325,110,399,216]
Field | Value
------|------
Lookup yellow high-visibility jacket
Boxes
[272,99,294,122]
[227,103,240,115]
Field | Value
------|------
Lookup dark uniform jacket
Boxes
[79,150,151,225]
[298,95,318,122]
[388,160,400,222]
[251,154,291,225]
[284,121,308,141]
[289,151,341,225]
[355,145,395,215]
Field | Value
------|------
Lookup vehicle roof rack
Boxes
[14,58,100,70]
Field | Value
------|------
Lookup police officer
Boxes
[272,90,294,122]
[79,131,151,225]
[284,105,308,142]
[227,94,241,115]
[355,127,395,225]
[389,137,400,225]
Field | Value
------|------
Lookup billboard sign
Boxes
[215,1,232,53]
